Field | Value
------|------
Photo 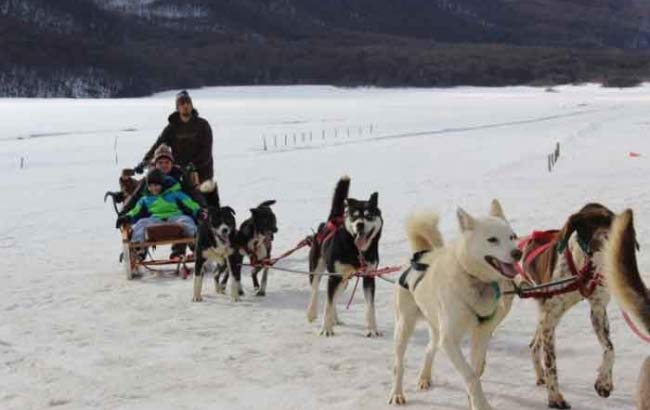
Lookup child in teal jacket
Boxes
[120,169,200,243]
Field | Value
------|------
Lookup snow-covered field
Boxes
[2,85,650,410]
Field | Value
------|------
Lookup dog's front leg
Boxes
[320,275,344,336]
[541,302,571,409]
[227,255,243,302]
[251,266,262,292]
[214,262,227,294]
[363,276,382,337]
[470,324,494,377]
[193,257,205,302]
[589,296,614,399]
[307,260,325,323]
[256,267,269,297]
[440,320,493,410]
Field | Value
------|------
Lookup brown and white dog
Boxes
[521,203,615,409]
[603,209,650,410]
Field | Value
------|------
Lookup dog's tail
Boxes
[406,211,444,253]
[604,209,650,335]
[328,176,350,221]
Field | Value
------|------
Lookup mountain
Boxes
[2,0,650,96]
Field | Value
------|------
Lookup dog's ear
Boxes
[259,200,276,208]
[222,206,236,217]
[369,192,379,209]
[345,198,358,209]
[489,199,506,221]
[457,207,475,231]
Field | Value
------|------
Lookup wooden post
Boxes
[274,135,277,148]
[263,135,268,151]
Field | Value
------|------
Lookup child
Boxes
[118,169,200,244]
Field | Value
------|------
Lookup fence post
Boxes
[263,135,268,151]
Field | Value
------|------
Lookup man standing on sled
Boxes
[135,90,219,207]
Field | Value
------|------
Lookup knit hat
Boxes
[146,169,165,186]
[153,144,174,163]
[175,90,192,108]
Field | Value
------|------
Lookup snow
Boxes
[1,84,650,410]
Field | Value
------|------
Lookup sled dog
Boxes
[389,200,520,410]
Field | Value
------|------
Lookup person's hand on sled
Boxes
[115,215,131,229]
[133,161,147,175]
[197,208,209,222]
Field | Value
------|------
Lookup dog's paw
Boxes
[319,328,335,337]
[307,310,317,323]
[192,296,203,302]
[548,397,571,409]
[255,289,266,297]
[334,318,345,325]
[366,329,383,338]
[388,393,406,405]
[417,378,432,390]
[215,285,226,294]
[594,378,613,398]
[536,378,546,386]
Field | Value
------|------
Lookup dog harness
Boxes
[476,282,501,324]
[398,251,429,291]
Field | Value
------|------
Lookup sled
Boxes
[120,223,195,280]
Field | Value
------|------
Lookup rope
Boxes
[622,311,650,344]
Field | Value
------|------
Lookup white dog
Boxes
[389,200,521,410]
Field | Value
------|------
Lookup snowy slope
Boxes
[1,85,650,410]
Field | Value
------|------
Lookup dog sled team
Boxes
[106,90,650,410]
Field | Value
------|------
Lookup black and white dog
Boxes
[218,200,278,297]
[192,205,239,302]
[306,176,383,337]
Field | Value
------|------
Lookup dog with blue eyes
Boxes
[306,176,384,337]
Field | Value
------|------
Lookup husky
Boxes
[389,200,520,410]
[522,203,615,409]
[603,209,650,410]
[192,202,239,302]
[306,176,383,337]
[217,200,278,297]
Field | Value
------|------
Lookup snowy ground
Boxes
[2,85,650,410]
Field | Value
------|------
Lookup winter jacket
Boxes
[119,165,207,217]
[126,177,200,223]
[143,109,214,182]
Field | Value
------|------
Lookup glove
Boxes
[197,208,209,222]
[133,161,146,175]
[115,214,131,229]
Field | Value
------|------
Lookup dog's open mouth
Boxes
[214,231,230,246]
[354,228,374,250]
[485,256,519,279]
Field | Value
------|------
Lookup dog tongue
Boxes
[499,261,519,279]
[355,235,368,250]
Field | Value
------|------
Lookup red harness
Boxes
[314,216,345,246]
[517,230,602,299]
